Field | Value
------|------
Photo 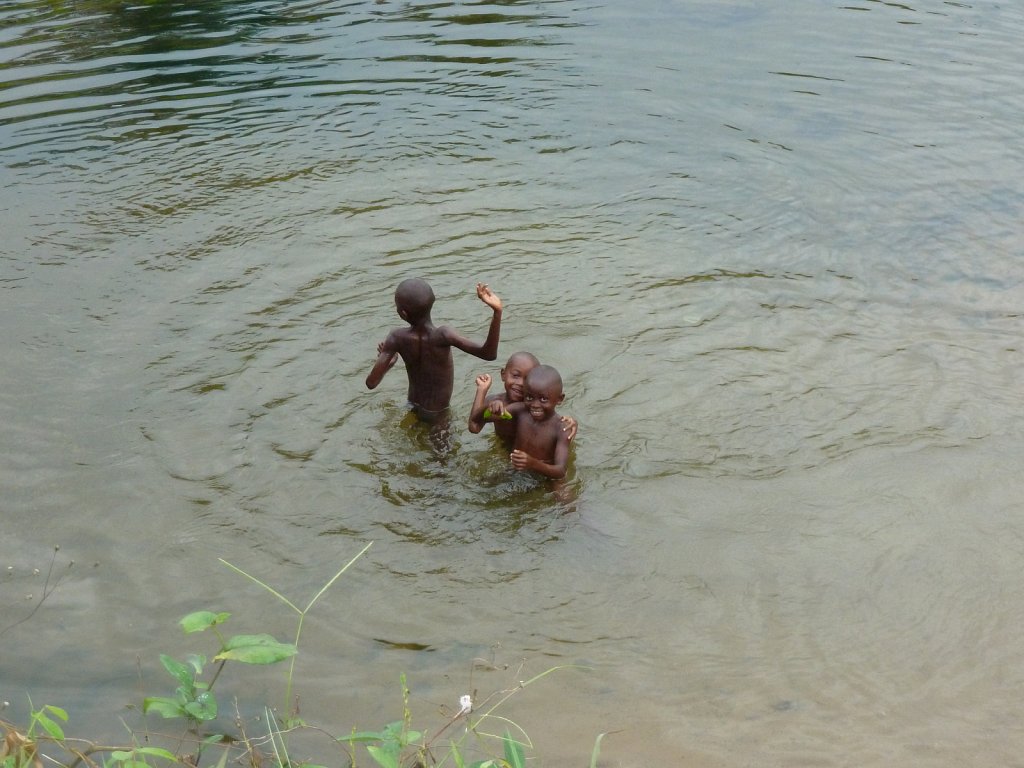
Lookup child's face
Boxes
[522,375,564,422]
[501,356,537,402]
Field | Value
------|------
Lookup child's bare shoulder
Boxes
[388,325,414,340]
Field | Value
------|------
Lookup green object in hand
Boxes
[483,408,513,420]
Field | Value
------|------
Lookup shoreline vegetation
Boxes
[1,545,607,768]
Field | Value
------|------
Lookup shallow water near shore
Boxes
[3,1,1024,765]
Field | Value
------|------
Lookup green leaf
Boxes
[185,654,207,675]
[159,654,195,689]
[142,697,187,719]
[35,712,65,741]
[183,691,217,721]
[43,705,69,722]
[211,745,230,768]
[338,731,386,743]
[110,750,174,764]
[135,748,177,762]
[502,731,525,768]
[213,634,296,665]
[588,732,607,768]
[365,745,400,768]
[180,611,231,634]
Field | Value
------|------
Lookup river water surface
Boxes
[3,1,1024,766]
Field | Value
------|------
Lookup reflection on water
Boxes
[1,0,576,141]
[3,0,1024,765]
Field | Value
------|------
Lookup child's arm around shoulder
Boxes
[472,386,514,425]
[560,414,578,442]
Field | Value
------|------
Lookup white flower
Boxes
[458,694,473,715]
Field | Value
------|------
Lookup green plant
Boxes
[3,703,189,768]
[219,540,373,726]
[103,746,179,768]
[142,611,296,729]
[343,719,424,768]
[144,541,372,734]
[1,703,68,768]
[341,663,595,768]
[340,674,423,768]
[588,732,608,768]
[26,704,68,744]
[4,544,609,768]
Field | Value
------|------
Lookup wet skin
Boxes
[469,353,578,443]
[488,366,570,479]
[366,282,502,414]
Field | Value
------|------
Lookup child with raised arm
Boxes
[472,364,571,479]
[366,278,502,421]
[469,351,578,442]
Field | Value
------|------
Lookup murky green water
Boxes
[3,1,1024,765]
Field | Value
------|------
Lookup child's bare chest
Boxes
[515,417,558,456]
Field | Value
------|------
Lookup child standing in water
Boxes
[469,351,578,442]
[366,279,502,422]
[472,364,571,479]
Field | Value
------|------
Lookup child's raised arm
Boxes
[468,373,493,434]
[474,283,502,360]
[476,283,502,312]
[443,283,503,361]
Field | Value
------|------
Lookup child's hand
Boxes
[560,415,578,442]
[489,399,508,417]
[510,449,529,471]
[475,373,492,391]
[476,283,502,312]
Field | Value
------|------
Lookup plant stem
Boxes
[220,542,373,721]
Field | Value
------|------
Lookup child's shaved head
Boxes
[394,278,435,321]
[505,351,539,369]
[525,364,563,395]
